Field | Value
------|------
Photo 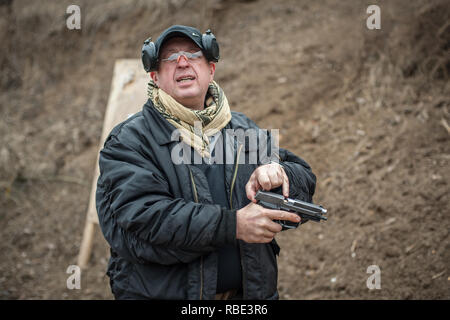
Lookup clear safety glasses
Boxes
[160,50,203,63]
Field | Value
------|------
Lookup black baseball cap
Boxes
[155,25,204,58]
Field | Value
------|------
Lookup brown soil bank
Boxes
[0,0,448,299]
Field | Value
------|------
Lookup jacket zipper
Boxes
[238,241,247,299]
[188,167,203,300]
[228,143,247,299]
[229,143,243,210]
[190,142,244,300]
[189,167,199,203]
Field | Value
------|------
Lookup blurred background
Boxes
[0,0,448,299]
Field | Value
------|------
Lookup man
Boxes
[96,25,316,300]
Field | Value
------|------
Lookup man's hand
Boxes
[246,162,289,203]
[236,202,301,243]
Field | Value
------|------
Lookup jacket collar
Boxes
[143,99,178,146]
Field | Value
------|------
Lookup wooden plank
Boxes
[78,59,148,268]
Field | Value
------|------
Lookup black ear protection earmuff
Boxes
[141,28,220,72]
[141,37,157,73]
[201,29,220,63]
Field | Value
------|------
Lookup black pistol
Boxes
[255,190,327,230]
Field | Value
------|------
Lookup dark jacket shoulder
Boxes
[230,111,260,130]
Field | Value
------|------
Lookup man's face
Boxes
[150,37,215,110]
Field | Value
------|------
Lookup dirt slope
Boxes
[0,0,448,299]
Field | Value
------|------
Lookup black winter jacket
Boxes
[96,99,316,299]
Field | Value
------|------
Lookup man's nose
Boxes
[176,54,190,67]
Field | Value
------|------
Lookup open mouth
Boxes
[176,75,195,83]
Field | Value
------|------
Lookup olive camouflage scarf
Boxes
[147,80,231,158]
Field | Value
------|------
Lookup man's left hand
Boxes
[246,162,289,203]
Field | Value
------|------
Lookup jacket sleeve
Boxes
[96,133,236,266]
[278,148,316,203]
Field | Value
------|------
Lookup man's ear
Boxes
[209,62,216,81]
[150,71,158,84]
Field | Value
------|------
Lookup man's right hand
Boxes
[236,202,301,243]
